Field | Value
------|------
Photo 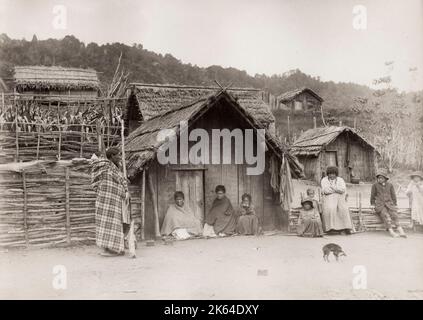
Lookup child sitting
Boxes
[297,198,324,237]
[370,169,406,238]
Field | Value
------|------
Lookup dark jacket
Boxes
[370,182,397,211]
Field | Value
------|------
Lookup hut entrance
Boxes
[175,170,205,223]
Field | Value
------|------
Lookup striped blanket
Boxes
[91,159,128,253]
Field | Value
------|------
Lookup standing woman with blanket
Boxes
[91,147,129,257]
[321,166,353,235]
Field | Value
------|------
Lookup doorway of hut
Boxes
[174,169,205,224]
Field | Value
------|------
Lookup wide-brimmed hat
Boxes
[376,168,389,180]
[410,171,423,180]
[301,199,314,208]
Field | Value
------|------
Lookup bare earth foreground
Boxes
[1,232,423,300]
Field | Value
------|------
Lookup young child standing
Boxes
[370,169,406,238]
[405,171,423,226]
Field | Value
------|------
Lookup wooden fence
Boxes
[0,159,144,248]
[288,207,413,234]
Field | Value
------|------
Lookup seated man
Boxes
[236,193,259,235]
[203,185,237,237]
[161,191,203,240]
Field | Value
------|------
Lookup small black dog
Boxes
[322,243,346,262]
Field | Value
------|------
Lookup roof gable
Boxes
[14,66,100,91]
[129,83,275,126]
[125,89,301,178]
[277,87,323,103]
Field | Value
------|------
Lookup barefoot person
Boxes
[203,185,237,237]
[91,147,129,257]
[161,191,203,240]
[236,193,259,235]
[405,171,423,226]
[371,169,406,238]
[321,166,352,235]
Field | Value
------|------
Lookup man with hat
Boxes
[370,168,406,238]
[405,171,423,226]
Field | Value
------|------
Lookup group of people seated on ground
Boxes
[161,166,423,241]
[161,185,260,240]
[297,166,423,238]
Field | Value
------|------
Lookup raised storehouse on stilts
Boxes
[13,66,100,98]
[124,86,304,239]
[291,126,378,183]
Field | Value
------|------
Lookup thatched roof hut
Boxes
[13,66,100,95]
[291,126,378,183]
[125,88,303,238]
[125,83,276,133]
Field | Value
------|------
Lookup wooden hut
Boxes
[13,66,100,98]
[125,88,303,239]
[277,87,323,111]
[290,126,378,183]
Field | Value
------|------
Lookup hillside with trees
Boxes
[0,33,422,170]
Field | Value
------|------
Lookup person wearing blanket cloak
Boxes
[161,191,203,240]
[91,147,129,257]
[203,185,238,237]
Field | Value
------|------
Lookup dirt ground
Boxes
[1,232,423,300]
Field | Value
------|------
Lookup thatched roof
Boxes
[14,66,100,91]
[277,87,323,103]
[291,126,377,156]
[125,89,303,178]
[129,83,275,127]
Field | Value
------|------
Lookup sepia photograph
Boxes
[0,0,422,304]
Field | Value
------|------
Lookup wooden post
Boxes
[36,123,41,160]
[287,115,290,143]
[65,167,71,244]
[140,169,146,241]
[147,171,160,239]
[15,104,19,162]
[353,118,357,129]
[58,125,62,160]
[121,119,127,178]
[358,192,364,231]
[313,116,317,129]
[22,170,29,247]
[339,120,343,126]
[80,124,84,158]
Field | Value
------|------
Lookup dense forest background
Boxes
[0,34,422,170]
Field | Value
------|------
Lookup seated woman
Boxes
[203,185,237,237]
[297,198,324,237]
[160,191,203,240]
[236,193,259,235]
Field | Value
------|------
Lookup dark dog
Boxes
[322,243,346,262]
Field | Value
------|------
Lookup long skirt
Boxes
[297,218,324,237]
[322,193,352,232]
[236,215,259,235]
